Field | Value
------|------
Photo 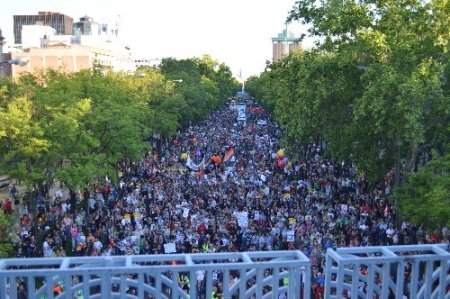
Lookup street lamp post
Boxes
[0,58,30,78]
[356,65,369,71]
[137,73,183,83]
[0,28,6,78]
[0,28,29,78]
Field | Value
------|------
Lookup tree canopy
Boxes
[0,55,239,193]
[246,0,450,227]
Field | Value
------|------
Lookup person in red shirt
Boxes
[197,223,206,235]
[313,283,324,299]
[428,231,440,244]
[3,199,12,214]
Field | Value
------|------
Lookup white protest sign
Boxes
[236,212,248,228]
[286,231,295,242]
[260,174,266,182]
[164,243,177,254]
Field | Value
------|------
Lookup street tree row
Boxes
[0,55,240,193]
[246,0,450,229]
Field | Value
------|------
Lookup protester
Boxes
[7,100,449,298]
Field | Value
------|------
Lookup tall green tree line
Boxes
[246,0,450,229]
[0,55,239,226]
[0,56,238,189]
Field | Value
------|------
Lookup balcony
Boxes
[0,244,448,299]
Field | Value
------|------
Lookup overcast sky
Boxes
[0,0,311,79]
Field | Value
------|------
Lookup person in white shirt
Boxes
[196,269,205,288]
[43,239,53,258]
[93,238,103,251]
[386,224,396,245]
[102,246,112,256]
[118,238,128,254]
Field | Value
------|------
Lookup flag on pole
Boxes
[223,147,236,167]
[223,147,235,163]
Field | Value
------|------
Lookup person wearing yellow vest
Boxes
[179,273,190,292]
[212,286,219,299]
[73,290,84,299]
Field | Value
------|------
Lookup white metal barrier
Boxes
[0,250,310,299]
[1,244,449,299]
[325,244,450,299]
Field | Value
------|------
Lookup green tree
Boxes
[0,95,52,188]
[159,56,236,125]
[1,55,240,222]
[278,0,450,181]
[239,0,449,226]
[0,69,154,191]
[352,59,449,182]
[0,213,14,258]
[193,55,240,102]
[62,70,153,187]
[392,149,450,230]
[251,50,363,160]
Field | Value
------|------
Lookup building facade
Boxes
[271,28,301,62]
[13,12,73,44]
[5,14,134,77]
[134,57,161,69]
[9,44,111,77]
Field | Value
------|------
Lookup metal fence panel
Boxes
[0,250,310,299]
[325,244,450,299]
[1,244,448,299]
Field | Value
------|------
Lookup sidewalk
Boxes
[0,178,68,213]
[0,175,12,201]
[0,178,24,214]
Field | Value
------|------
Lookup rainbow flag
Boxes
[223,147,235,166]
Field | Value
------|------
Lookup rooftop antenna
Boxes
[239,69,245,92]
[284,21,289,55]
[115,15,121,37]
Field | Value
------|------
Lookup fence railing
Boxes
[1,244,449,298]
[0,250,310,299]
[325,244,450,299]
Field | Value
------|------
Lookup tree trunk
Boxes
[70,189,77,218]
[394,142,401,188]
[83,188,90,217]
[406,142,419,174]
[394,138,401,227]
[31,188,39,233]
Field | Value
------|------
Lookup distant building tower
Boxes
[14,12,73,44]
[271,24,301,62]
[73,16,100,36]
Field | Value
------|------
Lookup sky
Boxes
[0,0,311,79]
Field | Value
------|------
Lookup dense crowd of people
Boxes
[4,100,449,298]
